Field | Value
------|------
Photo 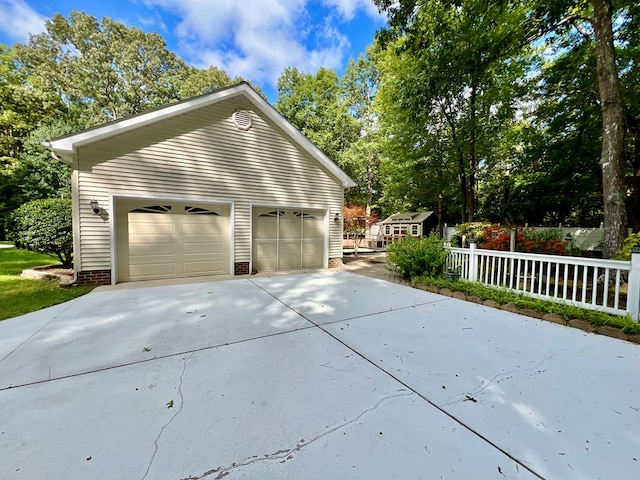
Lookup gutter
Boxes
[42,140,73,166]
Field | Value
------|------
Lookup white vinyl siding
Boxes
[75,97,344,273]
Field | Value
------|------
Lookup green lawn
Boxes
[0,247,94,321]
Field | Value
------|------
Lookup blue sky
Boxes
[0,0,386,101]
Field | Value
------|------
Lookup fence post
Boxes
[468,239,478,282]
[628,247,640,321]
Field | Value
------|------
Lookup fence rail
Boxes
[447,244,640,320]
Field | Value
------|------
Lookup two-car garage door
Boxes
[116,200,327,282]
[116,200,230,282]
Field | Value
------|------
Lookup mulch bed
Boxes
[21,265,74,285]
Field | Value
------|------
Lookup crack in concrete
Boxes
[141,352,194,480]
[442,358,554,406]
[181,390,413,480]
[319,360,348,372]
[442,345,596,406]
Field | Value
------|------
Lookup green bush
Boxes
[613,232,640,260]
[6,198,73,268]
[454,222,491,244]
[387,234,448,278]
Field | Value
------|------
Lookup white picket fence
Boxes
[446,243,640,320]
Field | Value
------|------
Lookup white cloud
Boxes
[322,0,381,21]
[143,0,366,89]
[0,0,46,43]
[137,12,168,33]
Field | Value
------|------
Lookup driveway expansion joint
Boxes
[0,327,316,392]
[247,278,452,329]
[0,299,80,366]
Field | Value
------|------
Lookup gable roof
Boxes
[43,82,356,188]
[381,212,435,224]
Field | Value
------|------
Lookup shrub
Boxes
[613,232,640,260]
[387,234,448,278]
[454,222,491,244]
[6,198,73,268]
[481,225,568,255]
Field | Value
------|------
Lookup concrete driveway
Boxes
[0,271,638,479]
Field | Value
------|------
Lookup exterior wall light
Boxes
[89,199,100,214]
[334,212,340,223]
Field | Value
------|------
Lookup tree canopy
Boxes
[2,5,639,257]
[373,0,639,255]
[0,11,248,238]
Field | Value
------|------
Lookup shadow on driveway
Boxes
[0,270,638,479]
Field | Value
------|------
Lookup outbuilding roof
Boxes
[43,82,356,188]
[381,212,435,224]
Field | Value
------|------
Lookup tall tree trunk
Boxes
[591,0,627,257]
[467,78,478,221]
[441,100,468,223]
[630,120,640,232]
[366,159,373,239]
[457,150,468,223]
[438,167,444,238]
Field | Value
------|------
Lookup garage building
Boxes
[44,83,355,285]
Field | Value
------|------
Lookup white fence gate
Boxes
[446,243,640,320]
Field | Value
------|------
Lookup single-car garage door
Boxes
[117,200,230,282]
[252,207,325,272]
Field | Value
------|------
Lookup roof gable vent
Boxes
[232,110,252,131]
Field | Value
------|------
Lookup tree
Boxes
[341,47,384,212]
[276,67,360,163]
[17,121,75,202]
[374,1,530,223]
[374,0,631,256]
[6,198,73,268]
[478,34,605,226]
[590,0,627,256]
[343,204,379,256]
[15,11,187,124]
[0,45,68,238]
[177,66,240,99]
[618,0,640,231]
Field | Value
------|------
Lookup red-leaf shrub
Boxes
[479,225,568,255]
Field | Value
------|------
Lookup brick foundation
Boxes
[328,257,343,268]
[76,270,112,286]
[234,262,250,275]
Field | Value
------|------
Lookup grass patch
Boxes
[0,247,93,321]
[0,247,60,275]
[414,275,640,336]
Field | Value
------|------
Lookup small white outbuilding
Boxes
[380,211,437,242]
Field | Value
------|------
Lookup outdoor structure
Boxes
[380,211,437,242]
[446,243,640,321]
[44,83,355,285]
